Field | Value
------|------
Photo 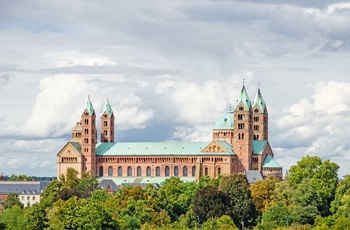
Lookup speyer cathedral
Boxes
[57,85,283,181]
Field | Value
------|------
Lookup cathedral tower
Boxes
[81,96,97,174]
[233,85,254,172]
[252,87,268,140]
[100,98,115,142]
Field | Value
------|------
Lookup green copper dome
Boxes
[214,111,234,130]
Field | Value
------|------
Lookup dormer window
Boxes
[239,106,244,111]
[254,108,259,113]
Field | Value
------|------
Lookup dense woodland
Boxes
[1,155,350,229]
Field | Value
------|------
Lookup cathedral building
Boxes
[57,85,282,182]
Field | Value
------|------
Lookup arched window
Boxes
[183,166,188,176]
[192,166,196,176]
[205,167,208,176]
[165,166,170,176]
[108,166,113,176]
[174,166,179,176]
[99,166,103,176]
[118,166,122,176]
[156,166,160,176]
[127,166,132,176]
[217,167,221,175]
[146,166,151,176]
[137,166,142,176]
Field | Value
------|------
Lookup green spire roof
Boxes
[253,88,266,112]
[234,85,251,110]
[85,96,94,115]
[262,155,282,168]
[103,98,113,118]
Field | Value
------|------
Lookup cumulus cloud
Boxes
[275,81,350,176]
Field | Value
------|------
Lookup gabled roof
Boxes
[245,170,263,184]
[262,155,282,168]
[201,140,235,154]
[214,111,234,130]
[72,122,82,131]
[84,96,94,115]
[57,142,82,157]
[234,85,251,111]
[102,99,113,118]
[252,140,267,155]
[96,142,236,156]
[98,179,118,192]
[253,88,266,112]
[0,181,49,195]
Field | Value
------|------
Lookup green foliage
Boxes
[157,177,195,221]
[250,176,278,215]
[330,174,350,216]
[2,193,23,209]
[0,205,27,229]
[218,174,256,226]
[289,156,339,216]
[23,203,48,230]
[41,180,65,205]
[9,174,32,181]
[192,186,229,224]
[47,196,118,229]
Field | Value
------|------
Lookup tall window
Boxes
[137,166,142,176]
[156,166,160,176]
[205,167,208,176]
[99,166,103,176]
[118,166,123,176]
[192,166,196,176]
[238,114,245,120]
[108,166,113,176]
[165,166,170,176]
[217,167,221,175]
[183,166,188,176]
[84,119,89,125]
[146,166,151,176]
[238,123,245,129]
[254,125,259,131]
[254,116,259,122]
[127,166,132,176]
[174,166,179,176]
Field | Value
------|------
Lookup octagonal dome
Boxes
[214,111,234,130]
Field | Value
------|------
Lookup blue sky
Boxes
[1,0,350,177]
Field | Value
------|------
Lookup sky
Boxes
[1,0,350,178]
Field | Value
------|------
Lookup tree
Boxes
[24,203,48,230]
[288,156,339,216]
[47,196,119,229]
[250,176,278,215]
[156,177,194,221]
[192,186,230,224]
[218,174,256,226]
[2,193,23,209]
[41,180,65,206]
[330,174,350,216]
[0,205,27,229]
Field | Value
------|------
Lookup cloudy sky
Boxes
[1,0,350,178]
